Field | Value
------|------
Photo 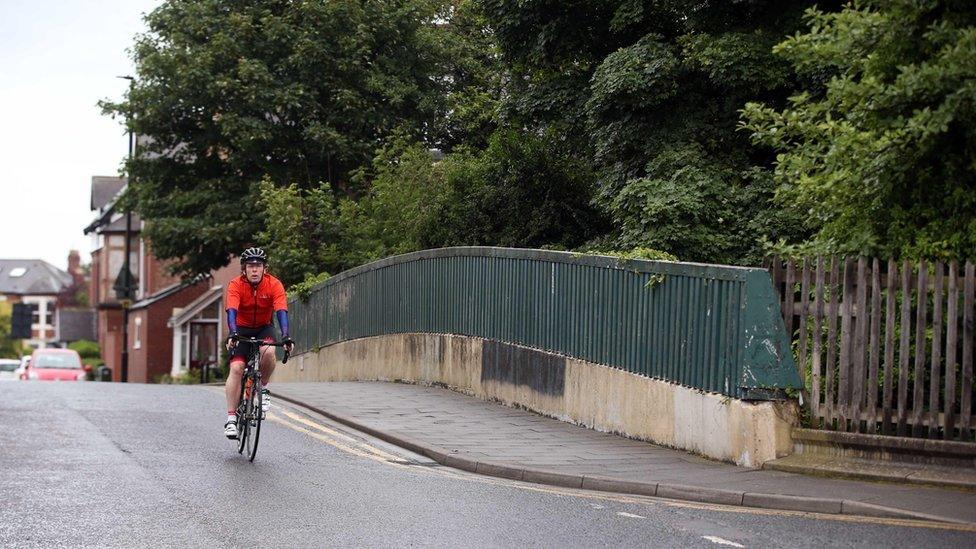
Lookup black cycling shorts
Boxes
[230,325,275,361]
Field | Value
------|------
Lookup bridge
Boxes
[279,247,802,466]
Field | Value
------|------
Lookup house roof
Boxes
[129,282,188,311]
[86,176,138,235]
[91,176,126,211]
[168,285,223,328]
[130,274,208,311]
[0,259,72,296]
[99,212,143,233]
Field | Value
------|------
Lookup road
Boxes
[1,382,973,548]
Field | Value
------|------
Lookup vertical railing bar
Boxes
[867,258,882,434]
[825,257,840,429]
[838,256,854,432]
[961,262,974,441]
[944,261,959,439]
[897,260,913,437]
[784,259,796,344]
[928,261,944,439]
[812,257,825,426]
[911,259,928,437]
[853,256,868,432]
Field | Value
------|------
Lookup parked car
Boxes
[25,349,86,381]
[16,355,30,380]
[0,359,19,381]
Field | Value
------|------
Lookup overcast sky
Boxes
[0,0,160,271]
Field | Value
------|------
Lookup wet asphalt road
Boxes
[1,382,973,548]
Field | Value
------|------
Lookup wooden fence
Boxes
[766,257,975,442]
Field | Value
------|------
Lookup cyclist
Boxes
[223,247,294,439]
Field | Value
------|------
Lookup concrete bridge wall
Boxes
[277,332,798,467]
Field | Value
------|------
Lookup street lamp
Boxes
[117,75,134,382]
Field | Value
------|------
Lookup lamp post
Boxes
[118,75,134,382]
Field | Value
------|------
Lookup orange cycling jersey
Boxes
[225,274,288,328]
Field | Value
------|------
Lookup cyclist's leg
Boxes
[258,345,276,383]
[257,325,277,384]
[224,329,256,413]
[225,358,246,413]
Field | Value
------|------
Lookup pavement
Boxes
[273,381,976,526]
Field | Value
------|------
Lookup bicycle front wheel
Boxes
[237,375,251,455]
[245,379,262,462]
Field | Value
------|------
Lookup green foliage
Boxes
[256,178,343,286]
[481,0,817,265]
[0,302,25,359]
[110,0,976,280]
[289,271,332,302]
[426,0,502,150]
[584,247,678,262]
[741,1,976,261]
[341,128,608,264]
[345,135,452,259]
[424,129,609,249]
[68,340,103,369]
[155,369,202,385]
[67,340,101,359]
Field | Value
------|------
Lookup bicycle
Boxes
[232,336,290,462]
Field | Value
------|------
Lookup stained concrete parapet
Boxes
[276,332,798,467]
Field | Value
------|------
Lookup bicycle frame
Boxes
[233,337,290,461]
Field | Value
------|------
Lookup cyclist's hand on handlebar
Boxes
[282,336,295,354]
[226,332,239,351]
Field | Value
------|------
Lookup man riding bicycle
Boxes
[223,247,294,438]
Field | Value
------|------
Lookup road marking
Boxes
[702,536,745,547]
[616,512,645,519]
[274,408,411,463]
[267,413,411,468]
[276,408,361,443]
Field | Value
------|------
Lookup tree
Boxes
[427,0,503,151]
[479,0,820,264]
[102,0,451,278]
[741,1,976,260]
[426,129,609,249]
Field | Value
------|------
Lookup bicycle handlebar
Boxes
[231,337,292,364]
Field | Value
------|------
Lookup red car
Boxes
[26,349,87,381]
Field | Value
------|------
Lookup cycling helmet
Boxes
[240,247,268,265]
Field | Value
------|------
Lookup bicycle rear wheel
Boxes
[245,377,262,461]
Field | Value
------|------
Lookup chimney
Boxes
[68,250,81,275]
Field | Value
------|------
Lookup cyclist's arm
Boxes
[227,308,239,334]
[271,278,291,342]
[275,309,294,354]
[275,310,289,338]
[225,281,242,344]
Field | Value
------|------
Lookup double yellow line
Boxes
[269,407,414,468]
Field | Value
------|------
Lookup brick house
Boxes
[84,175,239,382]
[0,258,73,349]
[166,265,238,378]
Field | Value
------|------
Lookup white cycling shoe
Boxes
[261,389,271,415]
[224,420,239,439]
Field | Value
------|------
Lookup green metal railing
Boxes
[289,247,802,399]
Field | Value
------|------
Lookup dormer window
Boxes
[9,268,26,277]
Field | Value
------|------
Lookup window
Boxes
[9,267,26,277]
[134,317,142,349]
[33,352,82,369]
